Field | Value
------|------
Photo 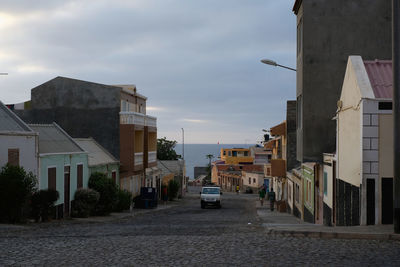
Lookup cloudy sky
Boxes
[0,0,296,144]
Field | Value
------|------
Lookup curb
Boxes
[266,228,400,240]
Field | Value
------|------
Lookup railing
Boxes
[134,152,143,166]
[120,112,145,125]
[145,115,157,127]
[148,151,157,163]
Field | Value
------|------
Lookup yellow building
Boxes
[220,148,253,165]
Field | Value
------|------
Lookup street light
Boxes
[260,59,296,72]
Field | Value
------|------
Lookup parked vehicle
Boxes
[200,186,222,209]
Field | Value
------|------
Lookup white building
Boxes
[0,101,38,176]
[336,55,393,226]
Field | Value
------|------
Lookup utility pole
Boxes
[181,128,184,160]
[393,0,400,234]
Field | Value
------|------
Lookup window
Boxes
[48,167,56,190]
[244,151,248,156]
[232,151,237,157]
[223,151,226,156]
[249,178,251,184]
[77,164,83,189]
[8,148,19,166]
[323,172,328,196]
[379,102,392,110]
[253,178,256,184]
[228,151,232,156]
[295,184,300,203]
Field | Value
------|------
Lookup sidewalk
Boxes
[256,200,400,240]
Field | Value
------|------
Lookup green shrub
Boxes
[114,189,132,212]
[71,188,100,218]
[88,172,118,215]
[168,179,180,201]
[31,189,59,222]
[0,164,37,223]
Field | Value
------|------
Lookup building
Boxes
[250,145,271,165]
[323,153,336,226]
[335,56,394,226]
[0,101,38,175]
[74,138,120,184]
[29,123,89,218]
[220,148,253,165]
[14,76,158,198]
[212,164,263,192]
[293,0,392,163]
[158,160,186,198]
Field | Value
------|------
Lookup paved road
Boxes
[1,191,400,266]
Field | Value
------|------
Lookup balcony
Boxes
[148,151,157,163]
[271,159,286,177]
[134,152,143,166]
[120,112,157,128]
[120,112,145,125]
[145,115,157,127]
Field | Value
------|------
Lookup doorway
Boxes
[381,178,393,224]
[367,179,375,225]
[64,166,71,217]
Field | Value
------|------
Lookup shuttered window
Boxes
[48,167,56,190]
[8,149,19,166]
[77,164,83,188]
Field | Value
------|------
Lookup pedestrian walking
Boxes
[258,186,266,206]
[236,185,240,194]
[268,188,276,211]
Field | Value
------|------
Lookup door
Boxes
[64,166,71,217]
[382,178,393,224]
[367,179,375,225]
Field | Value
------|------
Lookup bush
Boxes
[31,189,59,222]
[88,172,118,215]
[0,164,37,223]
[168,179,180,201]
[114,189,132,212]
[71,188,100,218]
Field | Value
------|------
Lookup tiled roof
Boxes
[364,60,393,99]
[29,123,84,154]
[74,138,118,166]
[0,101,33,132]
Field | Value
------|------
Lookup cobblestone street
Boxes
[1,191,400,266]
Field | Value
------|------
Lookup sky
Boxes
[0,0,296,144]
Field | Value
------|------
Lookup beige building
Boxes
[336,56,393,226]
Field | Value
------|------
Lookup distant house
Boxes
[0,101,38,175]
[335,56,394,226]
[74,138,119,184]
[220,148,253,165]
[158,160,186,198]
[29,123,89,218]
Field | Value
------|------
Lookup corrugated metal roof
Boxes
[0,101,33,132]
[364,60,393,99]
[29,123,84,154]
[74,138,118,166]
[158,160,185,175]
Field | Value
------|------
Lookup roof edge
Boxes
[293,0,302,14]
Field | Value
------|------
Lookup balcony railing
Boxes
[148,151,157,163]
[120,112,145,125]
[120,112,157,128]
[134,152,143,166]
[146,115,157,127]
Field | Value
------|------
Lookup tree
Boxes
[0,164,37,223]
[167,179,180,201]
[157,137,181,160]
[88,172,118,215]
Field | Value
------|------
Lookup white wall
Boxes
[0,134,38,176]
[337,58,363,187]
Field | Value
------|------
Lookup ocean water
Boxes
[174,144,255,180]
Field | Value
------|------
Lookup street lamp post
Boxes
[260,59,296,72]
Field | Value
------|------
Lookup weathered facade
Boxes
[14,77,158,198]
[293,0,392,163]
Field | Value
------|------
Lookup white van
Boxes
[200,186,222,209]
